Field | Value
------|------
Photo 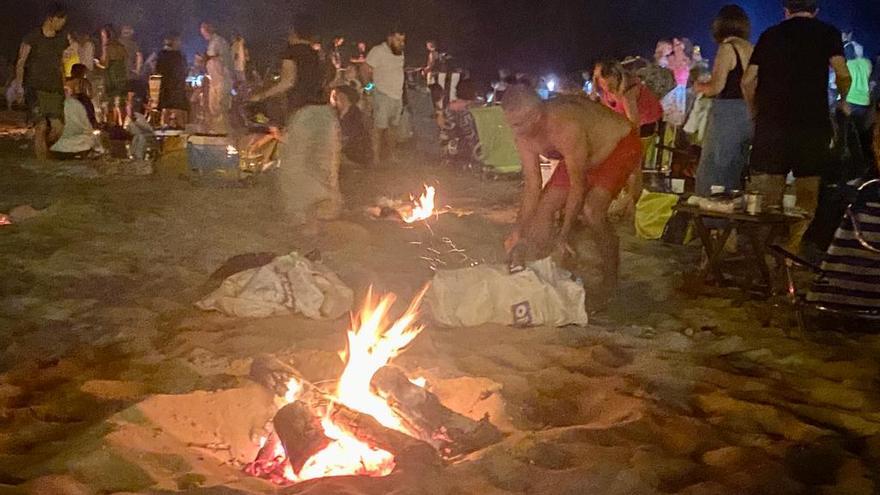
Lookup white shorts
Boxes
[372,90,403,130]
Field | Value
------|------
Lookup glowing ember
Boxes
[403,186,436,223]
[252,286,429,485]
[283,378,301,404]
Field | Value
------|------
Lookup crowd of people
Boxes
[4,0,880,301]
[503,0,878,298]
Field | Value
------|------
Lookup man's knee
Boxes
[582,188,614,230]
[582,209,609,232]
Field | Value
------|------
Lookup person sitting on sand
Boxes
[332,85,372,166]
[51,64,102,158]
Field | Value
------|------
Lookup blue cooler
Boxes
[187,135,241,181]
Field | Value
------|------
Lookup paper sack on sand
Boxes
[426,257,589,327]
[196,252,353,319]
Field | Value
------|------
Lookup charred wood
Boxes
[274,402,332,473]
[371,366,503,458]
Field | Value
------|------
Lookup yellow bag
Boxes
[635,190,680,240]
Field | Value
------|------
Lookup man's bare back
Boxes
[517,96,634,170]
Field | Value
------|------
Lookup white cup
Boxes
[671,179,685,194]
[783,194,797,210]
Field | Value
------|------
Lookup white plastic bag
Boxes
[196,252,354,319]
[426,257,588,328]
[684,95,712,143]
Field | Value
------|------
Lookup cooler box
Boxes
[187,135,240,181]
[155,133,187,178]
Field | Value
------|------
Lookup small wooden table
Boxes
[674,203,802,294]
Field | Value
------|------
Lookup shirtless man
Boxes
[502,85,642,293]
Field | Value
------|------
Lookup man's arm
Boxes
[364,48,379,85]
[251,59,296,101]
[553,120,590,240]
[513,139,542,236]
[741,65,758,116]
[100,40,113,68]
[14,42,31,86]
[830,55,852,101]
[135,50,144,75]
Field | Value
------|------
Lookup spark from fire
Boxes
[403,186,436,224]
[261,286,430,484]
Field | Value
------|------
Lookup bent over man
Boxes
[503,86,642,296]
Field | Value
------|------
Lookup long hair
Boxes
[101,24,117,41]
[712,5,751,43]
[596,60,627,93]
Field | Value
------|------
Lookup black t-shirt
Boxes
[283,43,325,112]
[23,28,67,93]
[751,17,844,127]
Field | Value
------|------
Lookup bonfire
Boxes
[245,286,502,485]
[367,185,441,223]
[402,186,437,224]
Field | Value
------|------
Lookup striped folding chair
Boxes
[773,179,880,333]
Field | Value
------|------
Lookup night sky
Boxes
[6,0,879,83]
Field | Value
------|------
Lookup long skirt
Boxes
[694,99,753,196]
[279,105,342,224]
[206,60,231,134]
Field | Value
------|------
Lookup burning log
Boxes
[326,402,440,471]
[371,367,504,458]
[249,354,325,404]
[245,433,288,482]
[274,402,332,473]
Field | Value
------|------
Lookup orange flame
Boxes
[266,286,429,484]
[403,186,436,223]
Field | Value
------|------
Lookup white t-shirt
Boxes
[207,34,233,71]
[366,42,404,100]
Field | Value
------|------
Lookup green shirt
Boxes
[846,58,872,107]
[23,28,67,93]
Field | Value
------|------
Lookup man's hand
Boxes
[837,100,852,117]
[694,81,711,95]
[554,237,575,258]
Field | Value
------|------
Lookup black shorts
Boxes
[749,120,833,178]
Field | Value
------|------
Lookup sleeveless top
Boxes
[718,43,745,100]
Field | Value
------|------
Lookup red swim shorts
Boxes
[548,129,642,196]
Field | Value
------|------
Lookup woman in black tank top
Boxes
[717,44,745,100]
[693,5,755,197]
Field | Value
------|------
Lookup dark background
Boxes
[4,0,878,84]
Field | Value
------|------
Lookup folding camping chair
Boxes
[772,179,880,333]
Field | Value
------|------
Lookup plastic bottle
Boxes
[783,173,797,211]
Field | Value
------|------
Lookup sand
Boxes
[0,125,879,494]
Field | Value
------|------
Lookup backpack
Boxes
[635,64,676,100]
